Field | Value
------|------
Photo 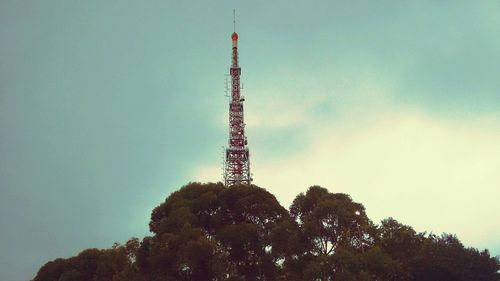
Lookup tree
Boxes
[32,182,500,281]
[33,258,68,281]
[377,219,500,281]
[147,182,295,280]
[376,217,424,280]
[413,233,500,281]
[289,186,374,280]
[32,241,140,281]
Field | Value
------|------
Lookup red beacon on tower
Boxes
[223,19,252,186]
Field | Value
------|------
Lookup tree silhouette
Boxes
[32,183,500,281]
[289,186,376,280]
[146,182,293,280]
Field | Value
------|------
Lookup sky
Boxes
[0,1,499,280]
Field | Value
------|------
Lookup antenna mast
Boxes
[224,10,252,186]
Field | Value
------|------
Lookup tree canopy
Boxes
[33,183,500,281]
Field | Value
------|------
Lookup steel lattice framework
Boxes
[224,31,252,186]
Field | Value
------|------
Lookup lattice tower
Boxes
[224,29,252,186]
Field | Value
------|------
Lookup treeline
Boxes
[33,183,500,281]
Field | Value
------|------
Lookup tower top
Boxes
[231,10,239,48]
[232,32,239,42]
[232,9,238,44]
[233,9,236,32]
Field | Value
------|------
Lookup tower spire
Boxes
[224,14,252,186]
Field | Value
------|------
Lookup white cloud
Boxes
[193,108,500,253]
[196,66,500,253]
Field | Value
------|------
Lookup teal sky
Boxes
[1,1,499,280]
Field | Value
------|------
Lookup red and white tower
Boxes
[224,28,252,186]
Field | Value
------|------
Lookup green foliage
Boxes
[146,182,292,280]
[289,186,375,280]
[33,182,500,281]
[33,241,141,281]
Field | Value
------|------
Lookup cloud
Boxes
[193,106,500,254]
[192,1,500,254]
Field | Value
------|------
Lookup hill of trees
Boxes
[33,182,500,281]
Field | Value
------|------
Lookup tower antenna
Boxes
[224,12,252,186]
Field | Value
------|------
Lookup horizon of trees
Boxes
[33,182,500,281]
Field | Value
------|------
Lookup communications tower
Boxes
[224,18,252,186]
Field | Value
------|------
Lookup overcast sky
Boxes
[1,1,499,280]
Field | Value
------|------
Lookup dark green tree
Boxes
[32,240,141,281]
[147,182,294,281]
[376,217,425,280]
[413,233,500,281]
[32,182,500,281]
[289,186,374,280]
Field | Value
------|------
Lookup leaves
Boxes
[33,183,500,281]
